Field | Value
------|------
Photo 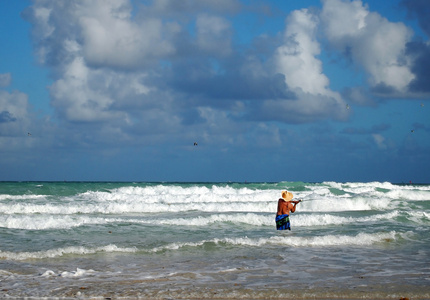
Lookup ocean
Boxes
[0,181,429,299]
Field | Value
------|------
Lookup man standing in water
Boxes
[276,190,301,230]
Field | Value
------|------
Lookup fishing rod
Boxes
[293,198,327,203]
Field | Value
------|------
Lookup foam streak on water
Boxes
[0,181,429,299]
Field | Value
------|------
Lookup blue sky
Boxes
[1,0,429,183]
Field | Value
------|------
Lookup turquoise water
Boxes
[0,181,429,299]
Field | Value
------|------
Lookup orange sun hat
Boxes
[281,190,293,201]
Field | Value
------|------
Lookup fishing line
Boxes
[296,198,327,202]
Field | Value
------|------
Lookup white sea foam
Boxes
[148,231,399,253]
[277,231,399,247]
[405,211,430,224]
[323,181,430,200]
[0,214,113,230]
[2,182,426,219]
[0,244,138,260]
[0,194,46,201]
[41,268,96,278]
[385,189,430,201]
[81,185,275,205]
[324,181,395,190]
[0,193,395,216]
[60,268,96,278]
[247,231,398,247]
[3,208,423,230]
[40,270,56,277]
[0,231,400,261]
[150,211,403,227]
[152,213,271,227]
[298,196,392,212]
[295,211,400,227]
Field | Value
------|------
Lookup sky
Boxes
[0,0,429,183]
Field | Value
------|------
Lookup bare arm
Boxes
[290,200,301,213]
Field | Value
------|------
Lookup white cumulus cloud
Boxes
[321,0,415,94]
[271,8,346,122]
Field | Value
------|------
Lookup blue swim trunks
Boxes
[275,214,291,230]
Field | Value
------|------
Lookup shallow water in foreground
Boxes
[0,181,429,299]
